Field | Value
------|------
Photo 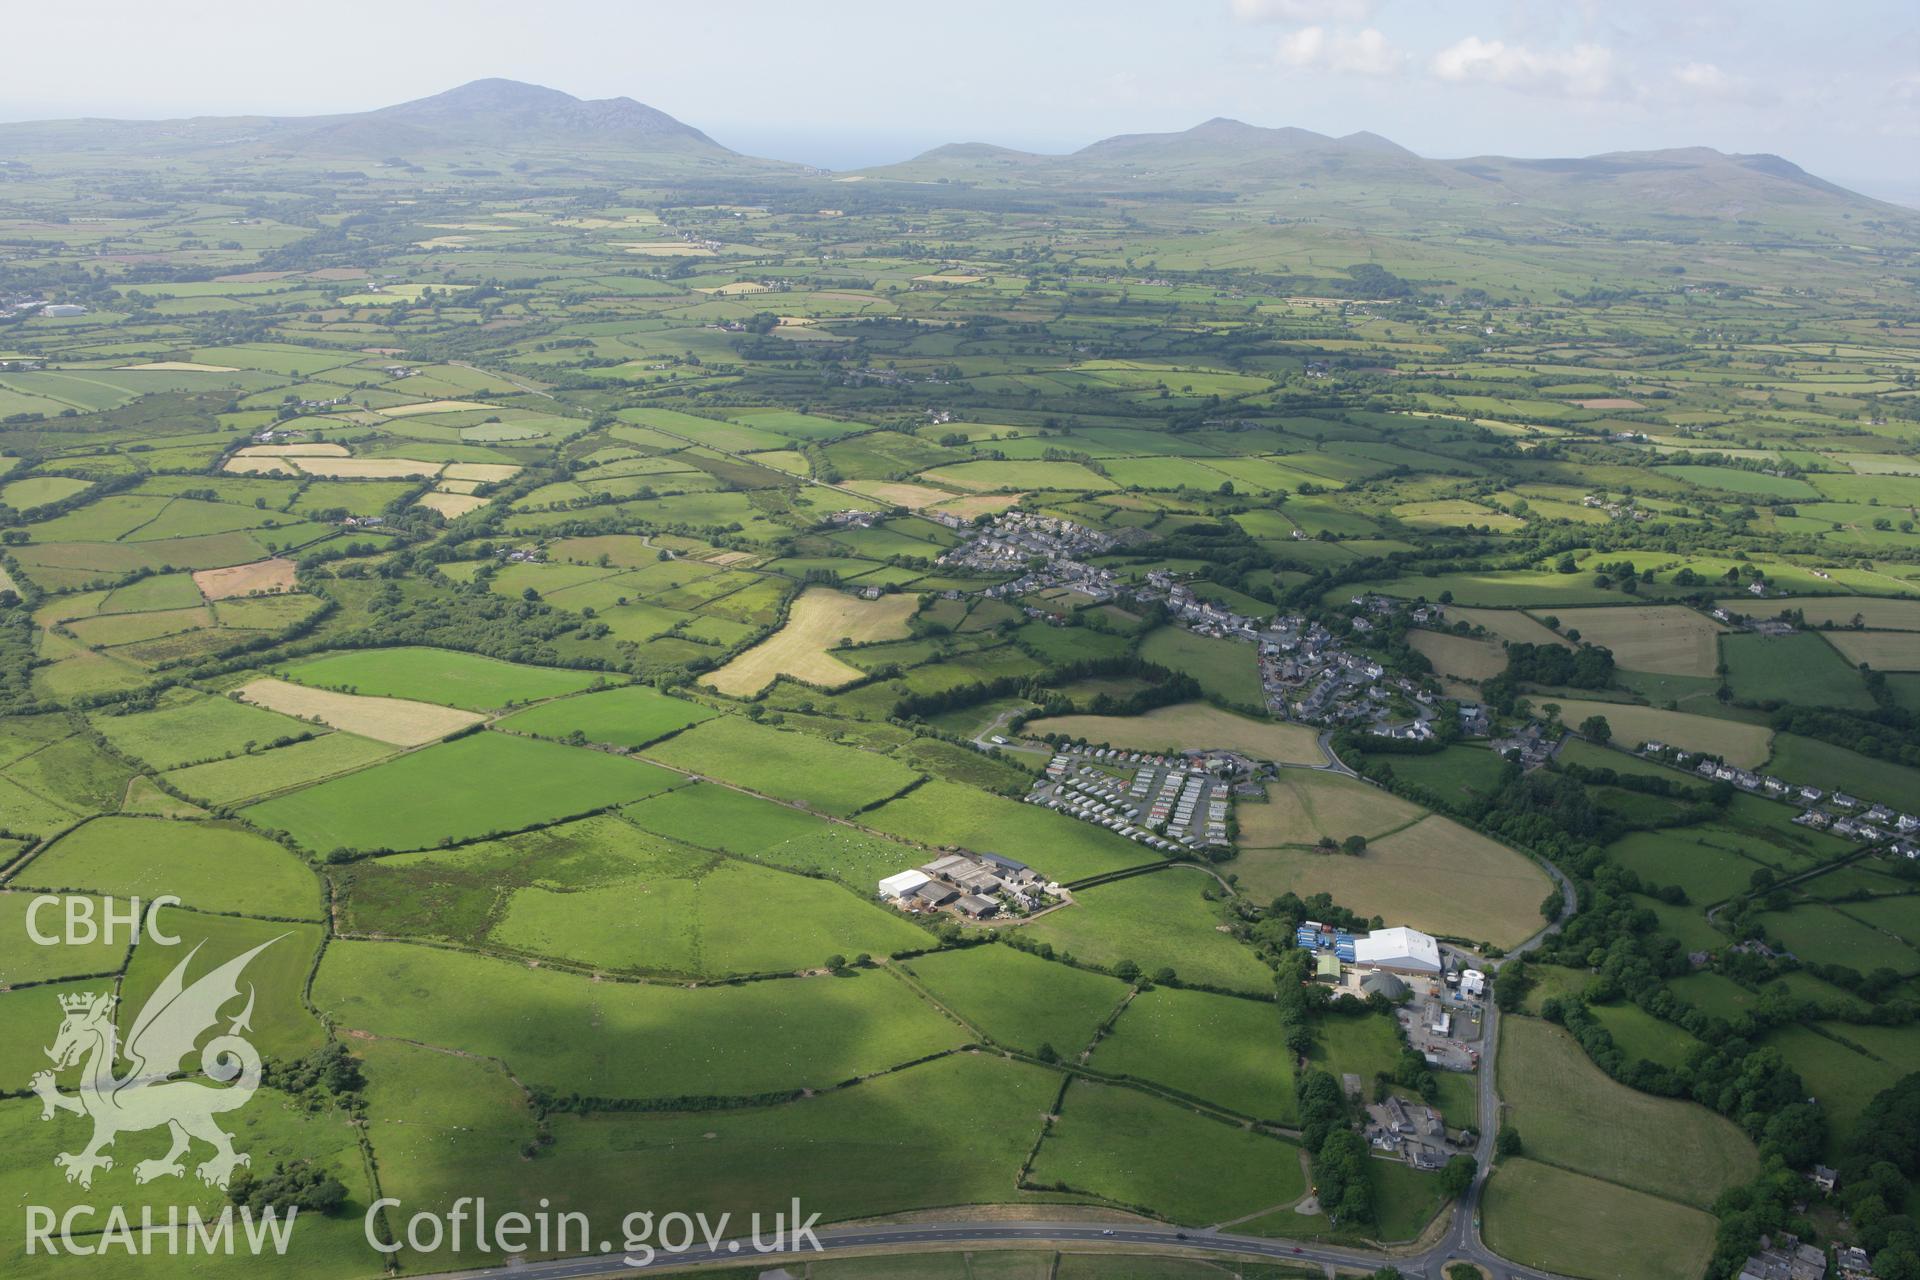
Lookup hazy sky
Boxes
[3,0,1917,200]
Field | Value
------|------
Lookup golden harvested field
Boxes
[1408,629,1506,683]
[1718,596,1920,630]
[120,360,239,372]
[1447,606,1570,648]
[1544,605,1724,676]
[1025,703,1323,764]
[416,492,489,518]
[293,457,443,478]
[1236,814,1552,947]
[616,242,716,256]
[222,456,298,475]
[931,493,1025,519]
[235,677,484,746]
[1237,771,1425,848]
[234,442,351,457]
[842,480,965,509]
[1823,629,1920,670]
[377,399,496,417]
[443,463,521,483]
[193,558,298,600]
[1569,397,1646,410]
[1547,698,1772,766]
[702,586,918,696]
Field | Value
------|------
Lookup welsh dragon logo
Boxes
[30,936,283,1190]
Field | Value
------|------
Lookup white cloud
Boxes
[1231,0,1375,23]
[1674,60,1731,93]
[1276,25,1401,76]
[1670,60,1775,106]
[1430,35,1620,99]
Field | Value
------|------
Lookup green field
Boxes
[494,683,716,747]
[245,730,679,853]
[1721,631,1874,709]
[898,943,1128,1056]
[1029,1079,1305,1224]
[643,716,922,815]
[1091,985,1297,1122]
[1137,627,1266,707]
[1498,1016,1757,1208]
[866,778,1151,883]
[314,939,970,1099]
[1483,1158,1716,1280]
[19,816,321,918]
[1023,868,1274,994]
[275,647,609,710]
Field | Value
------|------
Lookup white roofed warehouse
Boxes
[1352,926,1442,975]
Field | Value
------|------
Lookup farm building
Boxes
[1353,926,1442,975]
[878,870,931,900]
[954,894,999,919]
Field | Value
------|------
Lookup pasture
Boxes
[1091,985,1297,1123]
[643,716,922,815]
[1722,631,1874,709]
[1021,868,1274,994]
[245,730,679,853]
[1482,1158,1715,1280]
[88,687,314,769]
[1497,1017,1758,1207]
[19,816,321,919]
[274,646,608,710]
[897,943,1129,1055]
[620,781,915,886]
[1137,628,1266,708]
[495,683,717,747]
[314,940,968,1099]
[1029,1080,1305,1225]
[866,778,1152,883]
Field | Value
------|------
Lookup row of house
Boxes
[1646,742,1920,853]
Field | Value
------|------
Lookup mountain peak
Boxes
[365,77,722,149]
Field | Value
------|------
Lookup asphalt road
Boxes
[428,1215,1563,1279]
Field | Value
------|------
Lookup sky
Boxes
[3,0,1917,202]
